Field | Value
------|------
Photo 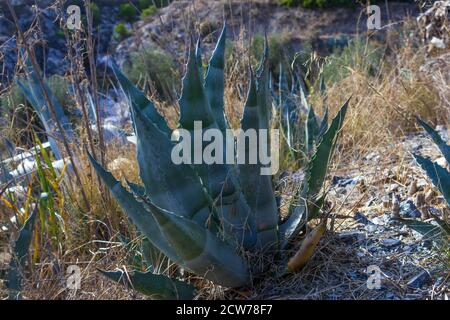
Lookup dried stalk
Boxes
[6,0,90,211]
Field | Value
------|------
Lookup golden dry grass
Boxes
[1,13,449,300]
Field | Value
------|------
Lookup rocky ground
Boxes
[0,0,420,89]
[267,128,449,300]
[0,1,448,300]
[114,0,419,66]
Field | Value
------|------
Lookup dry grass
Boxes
[1,3,449,300]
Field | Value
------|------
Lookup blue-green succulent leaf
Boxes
[99,268,195,300]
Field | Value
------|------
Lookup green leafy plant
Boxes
[322,38,383,85]
[17,59,75,160]
[114,23,131,41]
[124,47,177,100]
[140,5,157,19]
[274,63,328,169]
[118,3,137,22]
[89,25,350,299]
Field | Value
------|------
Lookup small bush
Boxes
[114,23,131,41]
[0,82,26,115]
[0,75,74,144]
[118,3,137,22]
[141,5,158,19]
[124,47,178,100]
[322,38,383,85]
[0,75,72,114]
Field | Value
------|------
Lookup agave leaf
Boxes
[317,107,329,141]
[256,35,271,130]
[398,219,444,243]
[141,237,169,270]
[416,117,450,165]
[413,154,450,206]
[307,98,349,198]
[178,43,256,247]
[179,38,215,130]
[7,207,37,299]
[279,187,307,245]
[13,207,37,270]
[240,70,278,250]
[307,193,327,221]
[110,61,171,136]
[148,201,251,287]
[99,269,195,300]
[87,152,182,262]
[281,98,349,243]
[298,76,309,112]
[130,99,212,225]
[195,37,203,80]
[126,180,146,198]
[278,63,297,135]
[318,73,326,94]
[204,24,229,132]
[16,80,63,160]
[20,58,74,141]
[429,214,450,234]
[293,70,308,101]
[305,105,319,154]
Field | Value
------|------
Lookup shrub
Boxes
[0,75,74,145]
[322,38,383,85]
[1,75,72,115]
[114,23,131,41]
[140,5,158,19]
[87,29,350,296]
[118,3,137,22]
[124,47,178,100]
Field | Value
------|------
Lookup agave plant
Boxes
[273,64,328,159]
[17,57,75,161]
[89,25,350,299]
[400,118,450,240]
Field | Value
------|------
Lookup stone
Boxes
[387,183,399,192]
[407,270,432,289]
[366,223,381,233]
[354,211,371,225]
[385,292,398,300]
[400,200,421,218]
[338,231,366,244]
[332,175,363,187]
[380,238,401,248]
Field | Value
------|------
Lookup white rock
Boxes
[435,156,448,168]
[430,37,445,49]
